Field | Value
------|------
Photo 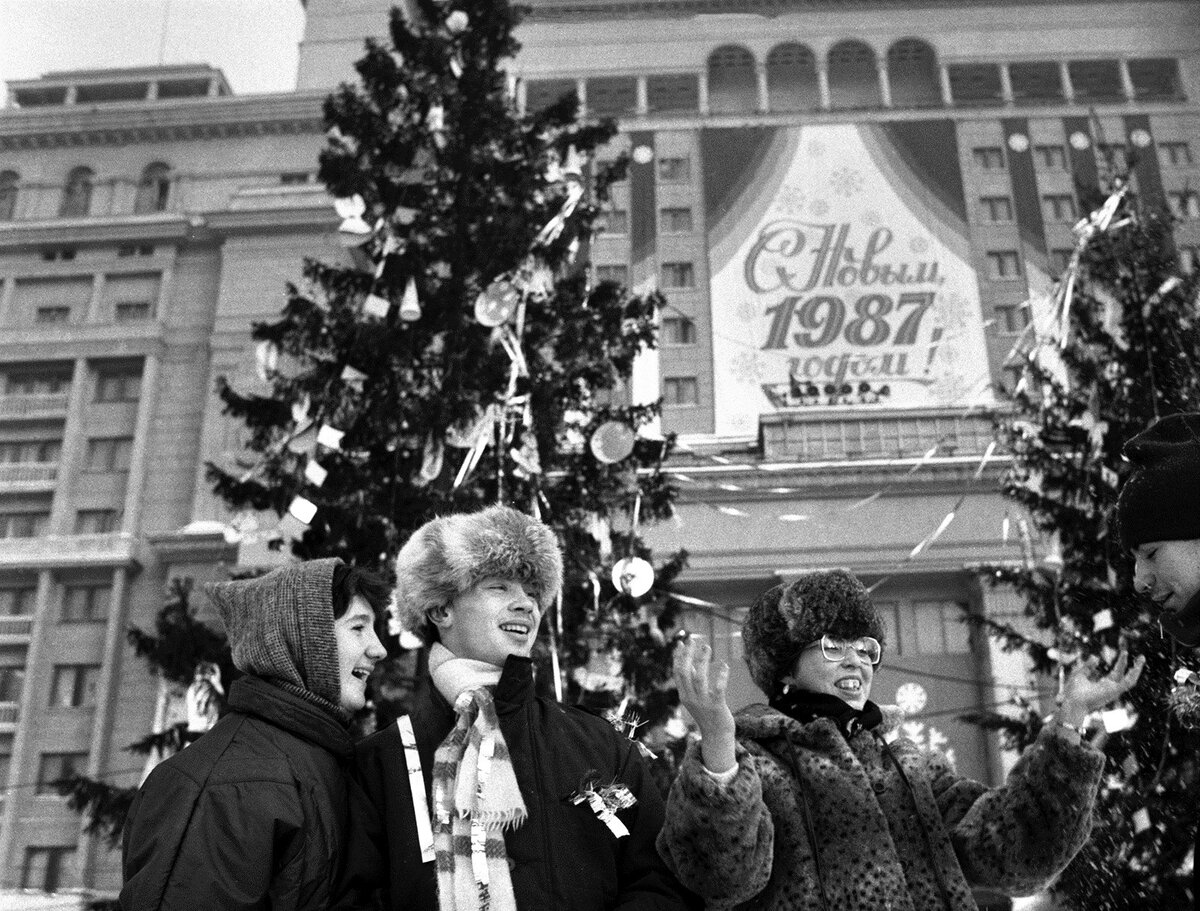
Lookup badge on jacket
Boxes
[568,774,637,838]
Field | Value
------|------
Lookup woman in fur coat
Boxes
[657,569,1143,911]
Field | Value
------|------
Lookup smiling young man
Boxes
[120,558,387,910]
[354,505,697,911]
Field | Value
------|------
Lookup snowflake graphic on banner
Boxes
[829,166,865,198]
[774,184,808,216]
[901,720,957,769]
[730,351,765,384]
[736,299,758,322]
[809,198,830,216]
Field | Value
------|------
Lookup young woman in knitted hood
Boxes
[658,569,1143,911]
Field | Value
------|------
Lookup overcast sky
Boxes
[0,0,307,105]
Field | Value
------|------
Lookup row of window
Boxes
[3,365,143,402]
[0,163,170,222]
[29,300,155,324]
[599,206,695,235]
[0,663,99,707]
[0,437,132,470]
[972,140,1193,173]
[0,510,122,538]
[528,46,1183,116]
[0,583,111,620]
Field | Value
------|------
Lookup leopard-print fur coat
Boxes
[657,704,1103,910]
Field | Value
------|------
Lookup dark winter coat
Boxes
[120,675,374,911]
[658,704,1104,911]
[354,654,699,910]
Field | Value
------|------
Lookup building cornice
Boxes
[524,0,1180,20]
[0,91,325,151]
[0,213,197,249]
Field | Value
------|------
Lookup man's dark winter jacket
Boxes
[355,655,698,910]
[121,675,371,910]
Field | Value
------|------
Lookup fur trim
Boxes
[393,505,563,641]
[742,569,885,696]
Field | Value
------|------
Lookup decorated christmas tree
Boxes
[56,578,232,910]
[979,168,1200,907]
[207,0,686,742]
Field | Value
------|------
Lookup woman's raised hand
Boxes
[674,634,737,774]
[1058,646,1146,729]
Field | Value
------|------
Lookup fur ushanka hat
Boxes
[742,568,886,696]
[393,505,563,642]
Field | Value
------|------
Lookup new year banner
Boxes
[701,122,993,438]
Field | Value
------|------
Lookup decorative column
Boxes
[575,78,587,118]
[817,64,831,110]
[1060,62,1075,103]
[1119,59,1136,102]
[697,71,710,116]
[756,63,770,113]
[47,358,89,534]
[636,76,648,116]
[516,78,528,116]
[999,63,1014,106]
[939,64,954,107]
[121,353,160,533]
[877,61,892,108]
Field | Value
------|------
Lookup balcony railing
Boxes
[0,532,137,569]
[0,616,34,638]
[760,408,1000,463]
[0,393,70,420]
[0,462,58,488]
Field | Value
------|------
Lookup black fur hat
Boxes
[742,569,885,695]
[392,505,563,642]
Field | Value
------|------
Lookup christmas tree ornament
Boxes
[285,421,319,456]
[589,420,636,463]
[316,424,345,450]
[362,292,391,319]
[304,459,329,487]
[340,365,368,391]
[444,10,469,34]
[399,278,421,321]
[1092,608,1114,632]
[561,145,586,182]
[611,556,654,598]
[1101,706,1135,733]
[415,434,443,487]
[290,395,311,425]
[631,145,654,165]
[335,194,374,245]
[287,495,318,525]
[254,340,279,381]
[474,279,520,326]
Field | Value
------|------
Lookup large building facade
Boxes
[0,0,1196,900]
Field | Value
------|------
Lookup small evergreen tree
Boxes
[980,171,1200,907]
[207,0,685,740]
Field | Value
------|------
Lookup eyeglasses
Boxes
[803,634,882,666]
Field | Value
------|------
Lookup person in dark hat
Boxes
[1117,412,1200,647]
[120,559,388,910]
[1115,411,1200,909]
[658,568,1143,911]
[354,504,698,911]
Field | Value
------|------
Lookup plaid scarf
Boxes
[430,645,526,911]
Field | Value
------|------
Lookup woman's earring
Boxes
[781,683,792,695]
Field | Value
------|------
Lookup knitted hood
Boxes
[392,505,562,641]
[207,558,342,709]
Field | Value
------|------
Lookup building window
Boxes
[1168,191,1200,219]
[0,440,61,463]
[1096,143,1128,172]
[1159,142,1193,167]
[0,512,48,539]
[36,752,88,795]
[279,171,312,185]
[595,264,629,285]
[587,76,638,117]
[600,208,628,234]
[114,301,153,322]
[646,74,699,114]
[660,207,693,233]
[827,40,880,109]
[1042,193,1077,222]
[767,43,820,112]
[994,303,1030,334]
[661,316,697,345]
[62,584,111,623]
[707,44,757,115]
[948,63,1004,106]
[4,371,70,395]
[886,38,940,108]
[1009,61,1064,104]
[524,78,576,114]
[663,376,699,406]
[1128,58,1184,101]
[874,601,901,655]
[1180,245,1200,274]
[1068,59,1124,102]
[94,366,142,403]
[74,509,120,535]
[35,306,71,324]
[59,167,94,218]
[656,156,691,182]
[985,250,1022,279]
[979,196,1013,222]
[133,163,170,214]
[914,600,972,654]
[661,262,695,289]
[0,666,25,702]
[117,244,155,257]
[0,586,36,615]
[40,248,76,262]
[1034,144,1068,169]
[84,437,133,472]
[49,665,100,708]
[0,171,18,221]
[21,846,76,892]
[1050,248,1074,273]
[972,146,1005,170]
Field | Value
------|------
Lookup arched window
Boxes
[767,43,820,111]
[0,172,18,222]
[134,163,171,214]
[888,39,940,108]
[707,45,757,114]
[828,40,881,110]
[59,167,94,218]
